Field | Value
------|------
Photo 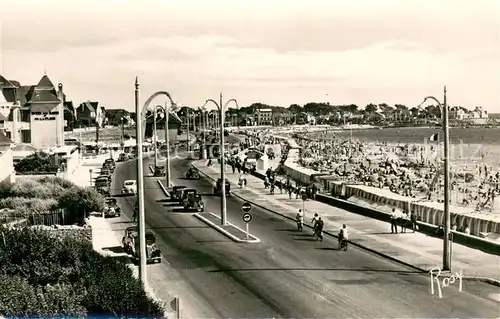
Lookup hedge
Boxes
[0,177,105,225]
[0,225,165,317]
[14,152,61,174]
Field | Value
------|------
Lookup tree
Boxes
[410,107,420,118]
[365,103,378,113]
[14,152,60,175]
[289,104,303,114]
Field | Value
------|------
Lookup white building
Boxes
[253,109,273,125]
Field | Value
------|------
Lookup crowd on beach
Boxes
[293,135,500,211]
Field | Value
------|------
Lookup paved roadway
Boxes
[112,154,500,318]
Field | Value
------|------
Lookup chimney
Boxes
[58,83,64,102]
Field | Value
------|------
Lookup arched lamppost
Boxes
[417,86,451,271]
[134,77,178,285]
[202,93,238,225]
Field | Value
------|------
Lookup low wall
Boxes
[316,194,500,256]
[279,137,500,237]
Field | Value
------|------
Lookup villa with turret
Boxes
[0,74,67,149]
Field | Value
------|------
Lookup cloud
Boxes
[0,0,498,111]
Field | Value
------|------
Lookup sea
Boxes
[303,127,500,169]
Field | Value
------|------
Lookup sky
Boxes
[0,0,499,112]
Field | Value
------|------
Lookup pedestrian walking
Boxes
[390,208,398,234]
[410,211,417,232]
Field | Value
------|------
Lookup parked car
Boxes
[104,157,115,168]
[104,197,121,217]
[170,186,187,200]
[154,165,165,177]
[179,189,198,206]
[122,226,161,264]
[185,167,200,179]
[214,178,230,195]
[182,192,204,212]
[122,180,137,195]
[117,153,127,162]
[96,186,111,197]
[95,176,110,188]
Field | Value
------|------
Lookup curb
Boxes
[194,212,260,243]
[157,180,174,197]
[192,164,500,285]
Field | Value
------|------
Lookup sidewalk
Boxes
[65,154,172,315]
[192,160,500,284]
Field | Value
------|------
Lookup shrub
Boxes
[0,226,165,317]
[7,179,65,199]
[0,197,58,215]
[1,178,106,225]
[14,152,61,174]
[58,187,105,220]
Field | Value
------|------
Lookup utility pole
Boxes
[418,86,451,271]
[203,93,238,225]
[134,76,147,286]
[186,109,191,155]
[153,106,158,169]
[165,101,172,187]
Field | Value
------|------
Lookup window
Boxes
[5,131,11,139]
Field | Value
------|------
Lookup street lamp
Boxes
[417,86,451,271]
[203,93,239,225]
[199,106,207,160]
[134,77,178,286]
[150,105,165,169]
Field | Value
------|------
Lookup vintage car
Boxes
[122,180,137,195]
[96,186,111,197]
[104,157,115,168]
[122,226,161,264]
[102,162,114,173]
[104,197,121,217]
[154,165,166,177]
[169,186,187,200]
[185,167,200,179]
[179,189,198,206]
[95,176,109,187]
[214,178,230,196]
[117,153,127,162]
[182,193,204,212]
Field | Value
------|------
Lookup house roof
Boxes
[0,75,16,89]
[36,75,56,89]
[106,109,130,116]
[78,101,97,113]
[28,89,60,104]
[30,103,60,113]
[0,131,12,145]
[0,74,61,107]
[12,143,38,152]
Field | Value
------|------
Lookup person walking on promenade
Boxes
[390,208,398,234]
[401,211,409,233]
[410,211,417,233]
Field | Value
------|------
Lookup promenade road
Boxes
[195,162,500,284]
[111,154,499,318]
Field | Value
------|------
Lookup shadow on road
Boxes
[112,193,134,198]
[156,199,171,203]
[196,239,231,243]
[103,245,125,254]
[209,268,423,274]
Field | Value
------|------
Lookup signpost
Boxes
[89,169,93,186]
[242,202,252,240]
